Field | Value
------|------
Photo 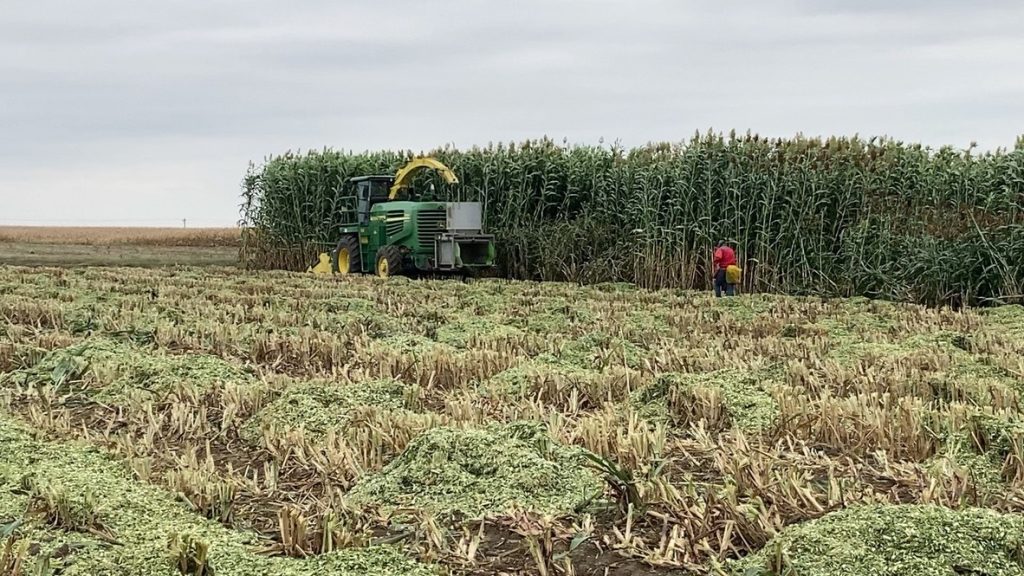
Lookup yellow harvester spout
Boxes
[388,157,459,199]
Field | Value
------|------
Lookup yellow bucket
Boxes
[725,264,742,285]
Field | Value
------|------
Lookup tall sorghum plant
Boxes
[239,133,1024,306]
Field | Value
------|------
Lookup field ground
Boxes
[0,243,239,268]
[0,227,240,268]
[0,226,240,246]
[1,266,1023,575]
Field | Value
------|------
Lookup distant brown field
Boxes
[0,226,241,267]
[0,226,241,247]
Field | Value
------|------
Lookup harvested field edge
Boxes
[2,264,1024,575]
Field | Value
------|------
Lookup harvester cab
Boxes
[351,176,394,225]
[308,157,496,278]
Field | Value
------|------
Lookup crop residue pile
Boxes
[732,504,1024,576]
[347,422,602,517]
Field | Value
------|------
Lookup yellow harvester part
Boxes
[308,253,332,274]
[388,157,459,199]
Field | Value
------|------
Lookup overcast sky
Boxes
[2,1,1022,227]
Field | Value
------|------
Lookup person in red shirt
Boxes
[712,240,737,297]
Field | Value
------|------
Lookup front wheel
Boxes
[332,236,361,275]
[375,246,403,278]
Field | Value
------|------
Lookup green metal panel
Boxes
[335,199,496,274]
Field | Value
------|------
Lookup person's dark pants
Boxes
[714,268,735,297]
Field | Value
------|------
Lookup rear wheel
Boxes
[331,236,360,275]
[375,246,403,278]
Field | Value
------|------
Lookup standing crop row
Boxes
[239,133,1024,306]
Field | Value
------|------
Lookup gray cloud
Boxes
[1,0,1022,226]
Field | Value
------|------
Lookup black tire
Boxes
[331,236,361,275]
[375,245,403,278]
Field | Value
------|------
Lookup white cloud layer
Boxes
[2,0,1022,225]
